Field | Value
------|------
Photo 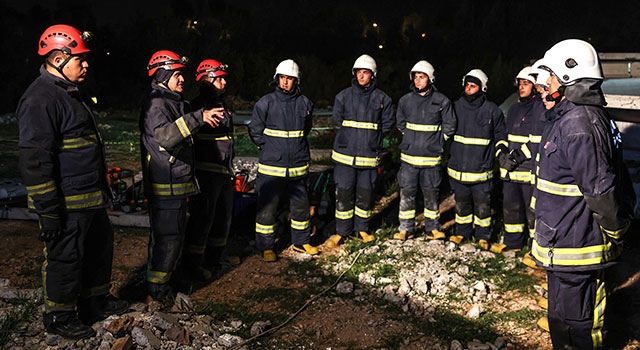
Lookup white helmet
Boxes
[409,60,435,83]
[541,39,603,85]
[352,54,377,77]
[530,58,551,88]
[462,69,488,92]
[274,59,300,81]
[514,66,535,85]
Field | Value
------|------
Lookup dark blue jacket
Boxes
[501,95,546,183]
[139,82,204,199]
[18,66,109,214]
[532,99,634,271]
[332,79,394,168]
[397,86,456,167]
[191,85,234,175]
[448,94,507,183]
[249,86,313,176]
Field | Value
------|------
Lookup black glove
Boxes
[498,152,517,171]
[38,213,62,241]
[510,148,527,165]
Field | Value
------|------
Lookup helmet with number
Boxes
[462,69,488,92]
[146,50,188,77]
[541,39,603,85]
[409,60,435,83]
[514,66,535,85]
[38,24,91,56]
[195,59,228,82]
[273,59,300,81]
[352,54,377,77]
[530,58,551,88]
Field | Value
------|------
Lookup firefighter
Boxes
[394,60,456,241]
[447,69,507,250]
[532,39,635,349]
[17,24,129,339]
[181,59,234,282]
[326,54,395,248]
[248,59,318,262]
[140,50,221,305]
[491,66,546,254]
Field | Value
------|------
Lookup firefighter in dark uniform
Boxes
[140,50,221,304]
[532,39,635,349]
[326,54,395,248]
[491,66,546,254]
[181,59,234,282]
[447,69,507,250]
[17,24,128,339]
[394,60,456,241]
[248,59,319,262]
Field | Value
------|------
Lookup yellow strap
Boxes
[453,135,490,146]
[342,120,379,130]
[448,168,493,182]
[400,153,441,166]
[263,128,305,138]
[406,122,441,132]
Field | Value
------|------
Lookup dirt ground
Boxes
[1,218,640,349]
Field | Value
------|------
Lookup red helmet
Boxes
[38,24,91,56]
[146,50,188,77]
[195,59,228,82]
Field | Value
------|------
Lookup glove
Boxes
[510,148,527,165]
[498,152,517,171]
[38,213,62,241]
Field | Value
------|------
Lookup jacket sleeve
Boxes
[441,98,457,140]
[380,94,395,135]
[304,100,314,136]
[396,98,407,134]
[152,107,205,149]
[493,108,508,156]
[17,96,62,215]
[332,92,345,132]
[248,97,268,146]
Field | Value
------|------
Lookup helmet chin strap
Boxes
[46,55,74,82]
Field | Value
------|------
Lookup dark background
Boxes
[2,0,640,113]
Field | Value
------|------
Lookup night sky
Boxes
[3,0,640,112]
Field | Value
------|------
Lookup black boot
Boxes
[78,294,130,325]
[44,311,96,340]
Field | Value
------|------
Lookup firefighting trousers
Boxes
[333,164,377,237]
[184,172,233,267]
[547,269,608,350]
[397,163,442,233]
[502,181,534,250]
[146,198,188,295]
[254,174,311,251]
[450,179,492,241]
[42,209,113,316]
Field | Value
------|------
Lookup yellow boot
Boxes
[538,298,548,310]
[263,250,277,262]
[293,244,319,255]
[425,229,445,240]
[537,316,549,332]
[449,235,465,244]
[325,234,343,248]
[490,243,507,254]
[523,251,543,270]
[541,282,548,291]
[358,231,375,243]
[393,230,408,241]
[477,239,489,251]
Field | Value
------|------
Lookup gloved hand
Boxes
[38,213,62,241]
[498,152,517,171]
[510,148,527,165]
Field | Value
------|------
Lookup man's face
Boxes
[212,76,227,92]
[62,55,89,83]
[355,69,373,87]
[413,72,430,91]
[517,79,534,98]
[278,74,296,92]
[464,81,480,96]
[167,70,185,93]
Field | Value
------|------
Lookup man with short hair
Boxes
[17,24,128,339]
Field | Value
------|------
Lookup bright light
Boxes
[378,44,384,50]
[372,23,378,28]
[421,33,426,38]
